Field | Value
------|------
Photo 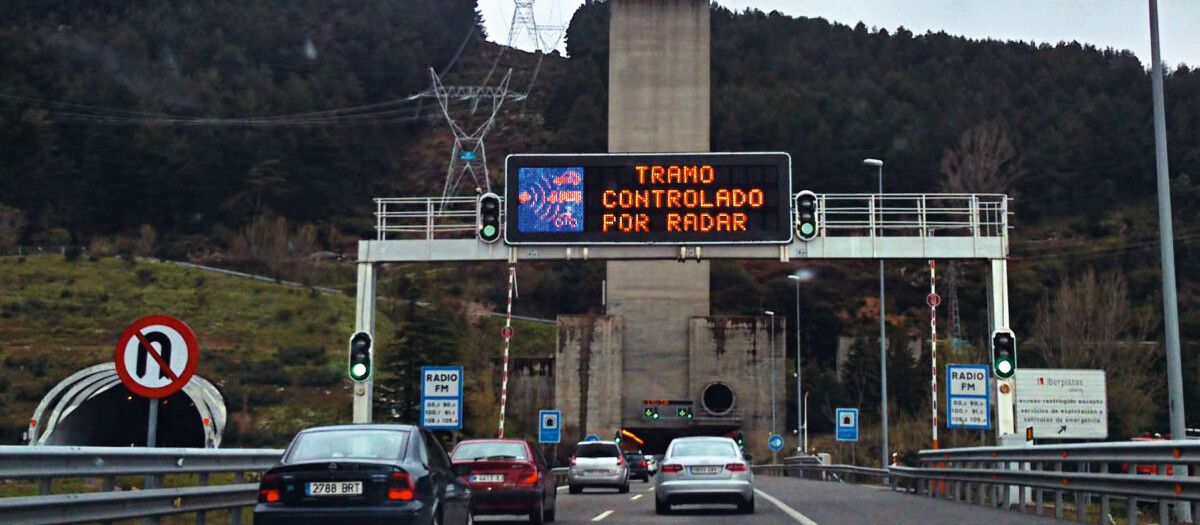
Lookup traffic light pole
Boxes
[989,259,1015,437]
[354,261,378,424]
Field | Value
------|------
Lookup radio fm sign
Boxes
[421,366,463,431]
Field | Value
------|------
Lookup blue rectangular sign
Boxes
[539,410,561,444]
[421,366,464,431]
[836,408,859,442]
[947,364,991,430]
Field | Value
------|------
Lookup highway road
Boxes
[474,476,1071,524]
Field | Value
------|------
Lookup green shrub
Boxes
[297,367,342,388]
[135,268,155,285]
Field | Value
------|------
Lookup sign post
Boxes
[539,410,561,444]
[114,315,200,448]
[947,365,991,430]
[421,366,464,431]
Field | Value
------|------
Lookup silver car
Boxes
[654,436,754,514]
[567,441,630,494]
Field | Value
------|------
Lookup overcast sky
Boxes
[477,0,1198,68]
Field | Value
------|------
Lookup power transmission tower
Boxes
[507,1,565,54]
[947,262,964,352]
[425,68,524,202]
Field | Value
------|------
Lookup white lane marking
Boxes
[755,489,821,525]
[591,510,614,521]
[647,486,655,491]
[631,494,643,500]
[557,485,568,491]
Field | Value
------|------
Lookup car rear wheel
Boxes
[618,482,629,494]
[529,498,544,525]
[738,495,755,514]
[545,493,556,522]
[655,498,670,515]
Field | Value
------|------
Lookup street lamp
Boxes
[788,268,816,455]
[764,310,776,437]
[863,158,888,471]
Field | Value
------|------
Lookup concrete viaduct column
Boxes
[607,0,711,427]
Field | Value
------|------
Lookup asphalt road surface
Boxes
[474,476,1072,524]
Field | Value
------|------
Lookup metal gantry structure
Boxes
[353,192,1018,443]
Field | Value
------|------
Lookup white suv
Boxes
[567,441,630,494]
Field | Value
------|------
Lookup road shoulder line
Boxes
[755,488,821,525]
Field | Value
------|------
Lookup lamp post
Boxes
[804,391,810,454]
[765,310,776,437]
[788,268,816,455]
[863,158,888,470]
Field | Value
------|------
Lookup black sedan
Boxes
[254,424,472,525]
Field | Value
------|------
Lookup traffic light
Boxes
[643,407,660,420]
[677,406,693,420]
[614,430,622,444]
[795,191,819,241]
[735,431,744,447]
[992,330,1016,380]
[477,192,502,243]
[348,331,373,382]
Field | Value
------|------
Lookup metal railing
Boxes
[753,462,889,485]
[890,441,1200,524]
[375,193,1011,243]
[0,445,283,524]
[375,197,479,240]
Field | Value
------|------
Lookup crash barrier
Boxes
[0,445,283,524]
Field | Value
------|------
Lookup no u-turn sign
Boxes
[114,315,199,399]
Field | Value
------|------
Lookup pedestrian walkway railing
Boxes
[0,445,283,524]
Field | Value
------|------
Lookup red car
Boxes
[451,438,557,524]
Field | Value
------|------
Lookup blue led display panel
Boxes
[504,153,792,245]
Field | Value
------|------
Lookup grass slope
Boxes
[0,254,392,446]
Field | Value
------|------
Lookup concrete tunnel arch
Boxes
[27,363,227,447]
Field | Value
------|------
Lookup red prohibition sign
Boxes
[114,315,199,399]
[926,293,942,308]
[501,326,514,339]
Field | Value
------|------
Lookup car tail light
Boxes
[570,456,577,466]
[726,463,748,472]
[639,461,647,467]
[388,469,416,501]
[616,456,625,466]
[519,468,539,485]
[661,464,683,473]
[257,473,280,503]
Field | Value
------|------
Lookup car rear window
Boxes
[286,429,409,462]
[452,442,528,461]
[669,440,738,458]
[575,443,619,458]
[624,453,644,461]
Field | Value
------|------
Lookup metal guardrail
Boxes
[0,445,283,525]
[890,441,1200,525]
[753,462,889,484]
[374,193,1011,243]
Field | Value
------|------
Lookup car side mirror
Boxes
[743,453,754,463]
[453,464,471,477]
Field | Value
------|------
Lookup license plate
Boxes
[307,481,362,496]
[690,466,721,475]
[585,470,608,476]
[471,474,505,483]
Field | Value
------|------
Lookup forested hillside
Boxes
[2,0,1199,443]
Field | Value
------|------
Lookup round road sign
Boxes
[768,434,785,452]
[926,293,942,308]
[114,315,199,399]
[501,326,514,339]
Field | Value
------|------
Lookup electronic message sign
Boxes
[504,153,792,245]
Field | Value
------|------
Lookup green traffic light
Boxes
[800,223,815,236]
[350,362,369,380]
[482,224,497,238]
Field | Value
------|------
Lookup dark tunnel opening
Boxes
[47,385,204,447]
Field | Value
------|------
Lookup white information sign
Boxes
[421,366,463,430]
[1015,369,1107,439]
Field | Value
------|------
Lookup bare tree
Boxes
[940,120,1023,194]
[136,224,157,257]
[292,223,318,285]
[1029,269,1161,437]
[0,205,27,254]
[235,214,289,280]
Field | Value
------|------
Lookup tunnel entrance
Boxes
[701,382,735,415]
[29,364,226,447]
[49,386,204,447]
